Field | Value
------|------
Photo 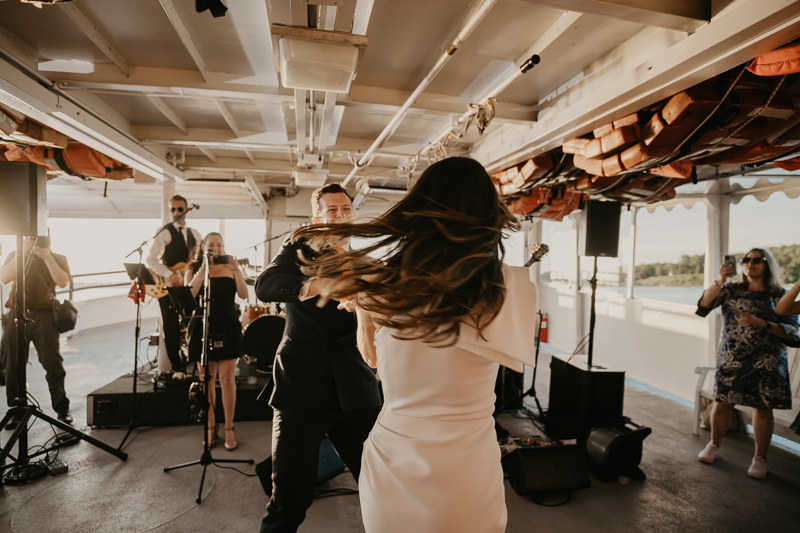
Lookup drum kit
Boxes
[240,302,285,377]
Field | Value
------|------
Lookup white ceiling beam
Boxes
[316,92,337,157]
[182,155,401,177]
[0,23,38,71]
[66,90,132,134]
[198,146,217,162]
[520,0,710,32]
[340,86,536,123]
[58,3,130,76]
[244,149,256,164]
[473,0,800,173]
[295,89,307,156]
[158,0,208,82]
[244,176,269,218]
[52,66,535,123]
[146,96,188,134]
[0,55,181,181]
[55,65,292,103]
[216,100,240,137]
[133,126,417,157]
[517,11,582,71]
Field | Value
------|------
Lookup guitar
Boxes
[145,262,188,299]
[523,244,549,267]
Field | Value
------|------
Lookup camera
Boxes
[37,235,51,249]
[212,254,230,265]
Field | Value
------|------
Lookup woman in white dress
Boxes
[295,157,538,532]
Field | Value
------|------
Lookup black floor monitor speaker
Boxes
[495,366,523,412]
[578,200,620,257]
[586,420,652,482]
[503,444,591,495]
[0,162,47,236]
[547,354,625,441]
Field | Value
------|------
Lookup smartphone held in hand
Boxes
[212,254,230,265]
[724,254,737,273]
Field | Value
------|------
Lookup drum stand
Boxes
[1,235,127,484]
[163,250,253,503]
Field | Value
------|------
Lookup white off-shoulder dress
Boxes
[359,265,537,533]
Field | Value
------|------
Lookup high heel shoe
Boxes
[206,423,219,448]
[224,426,237,451]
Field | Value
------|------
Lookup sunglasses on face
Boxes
[741,257,764,265]
[170,207,186,213]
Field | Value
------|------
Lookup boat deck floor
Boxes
[1,319,799,532]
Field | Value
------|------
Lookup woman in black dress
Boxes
[696,248,800,478]
[185,232,248,450]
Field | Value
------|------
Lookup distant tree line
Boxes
[636,244,800,285]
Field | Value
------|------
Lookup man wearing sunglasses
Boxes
[146,195,202,376]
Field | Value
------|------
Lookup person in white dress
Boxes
[293,157,538,532]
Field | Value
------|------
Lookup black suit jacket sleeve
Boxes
[255,237,309,304]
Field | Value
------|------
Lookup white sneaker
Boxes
[698,443,721,464]
[747,455,767,479]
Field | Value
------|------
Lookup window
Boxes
[632,202,708,304]
[539,218,576,285]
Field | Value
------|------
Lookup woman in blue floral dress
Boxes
[696,248,800,479]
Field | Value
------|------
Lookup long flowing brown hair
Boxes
[293,157,521,345]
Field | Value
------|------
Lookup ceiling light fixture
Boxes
[271,24,368,94]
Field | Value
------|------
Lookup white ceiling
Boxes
[0,0,798,218]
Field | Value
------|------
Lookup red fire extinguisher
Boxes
[540,313,548,343]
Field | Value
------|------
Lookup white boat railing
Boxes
[57,270,130,301]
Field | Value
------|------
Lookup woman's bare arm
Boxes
[356,306,378,368]
[776,275,800,316]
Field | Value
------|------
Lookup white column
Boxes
[571,213,584,348]
[161,178,175,225]
[704,179,731,365]
[531,220,543,283]
[219,219,226,242]
[626,206,638,299]
[265,217,273,269]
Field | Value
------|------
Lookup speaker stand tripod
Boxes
[522,310,546,418]
[0,235,127,484]
[163,250,252,503]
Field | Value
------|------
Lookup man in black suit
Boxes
[255,183,382,533]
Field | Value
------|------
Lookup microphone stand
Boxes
[117,243,147,451]
[163,251,253,503]
[244,230,292,271]
[1,236,127,484]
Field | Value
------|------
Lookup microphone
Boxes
[190,203,201,210]
[524,244,549,267]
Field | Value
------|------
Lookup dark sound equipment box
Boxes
[578,199,620,257]
[87,373,273,427]
[502,444,591,495]
[547,354,625,441]
[586,420,651,482]
[494,366,523,412]
[0,162,47,236]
